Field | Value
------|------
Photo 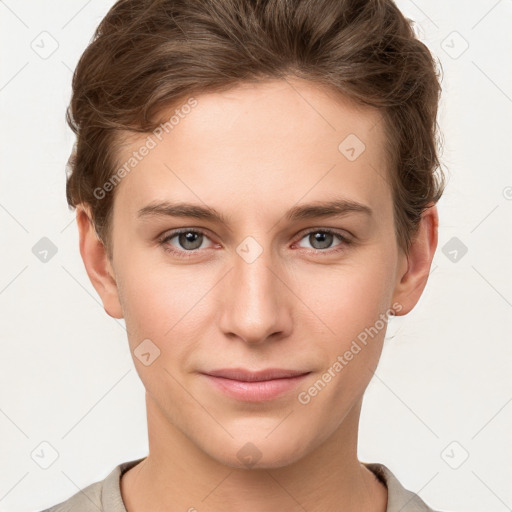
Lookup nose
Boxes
[217,241,293,345]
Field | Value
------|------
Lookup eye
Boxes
[159,227,353,259]
[159,228,215,257]
[295,228,352,253]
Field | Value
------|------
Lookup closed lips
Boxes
[203,368,311,381]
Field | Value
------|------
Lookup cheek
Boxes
[294,266,393,426]
[116,230,397,361]
[301,254,395,339]
[297,248,396,390]
[116,269,201,402]
[116,258,216,362]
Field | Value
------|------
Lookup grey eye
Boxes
[298,231,342,250]
[167,231,208,250]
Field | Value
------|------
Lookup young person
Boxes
[43,0,448,510]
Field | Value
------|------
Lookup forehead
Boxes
[112,78,392,221]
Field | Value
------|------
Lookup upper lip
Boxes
[202,368,310,382]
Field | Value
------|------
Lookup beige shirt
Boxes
[41,457,441,512]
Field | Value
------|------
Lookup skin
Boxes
[77,77,438,512]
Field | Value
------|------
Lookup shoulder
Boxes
[39,458,145,512]
[363,462,449,512]
[39,479,104,512]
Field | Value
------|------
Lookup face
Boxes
[86,78,424,469]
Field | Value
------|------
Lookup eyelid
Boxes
[159,226,353,242]
[158,228,217,260]
[292,227,353,254]
[159,226,353,257]
[294,226,353,243]
[159,227,217,247]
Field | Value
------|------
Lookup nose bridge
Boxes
[219,235,291,343]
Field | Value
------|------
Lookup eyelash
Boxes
[158,228,353,259]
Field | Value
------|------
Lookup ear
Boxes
[391,203,439,316]
[76,204,124,319]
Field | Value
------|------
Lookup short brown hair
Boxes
[65,0,445,258]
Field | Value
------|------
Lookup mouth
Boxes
[200,368,312,402]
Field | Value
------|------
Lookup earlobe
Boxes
[391,204,439,316]
[76,204,124,319]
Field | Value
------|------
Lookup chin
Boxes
[204,431,313,470]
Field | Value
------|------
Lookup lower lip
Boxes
[201,373,310,402]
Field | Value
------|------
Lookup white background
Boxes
[1,1,511,511]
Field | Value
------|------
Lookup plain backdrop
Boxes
[1,1,511,511]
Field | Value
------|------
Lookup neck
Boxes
[121,394,387,512]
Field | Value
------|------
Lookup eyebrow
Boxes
[137,198,373,226]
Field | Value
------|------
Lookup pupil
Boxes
[179,231,201,250]
[312,232,332,249]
